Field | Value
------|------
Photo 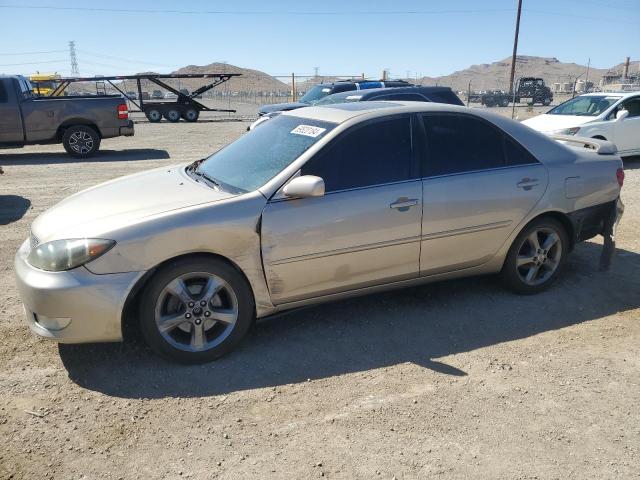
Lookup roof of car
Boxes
[317,79,412,87]
[578,91,639,98]
[283,101,576,162]
[326,85,453,100]
[283,100,470,123]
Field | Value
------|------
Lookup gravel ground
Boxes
[0,113,639,480]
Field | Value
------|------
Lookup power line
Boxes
[0,4,515,15]
[77,50,177,68]
[0,49,67,56]
[0,59,67,67]
[525,9,637,25]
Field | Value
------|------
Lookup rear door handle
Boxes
[517,178,540,190]
[390,197,418,211]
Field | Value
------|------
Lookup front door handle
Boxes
[517,178,540,190]
[390,197,418,211]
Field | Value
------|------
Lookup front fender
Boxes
[85,191,276,316]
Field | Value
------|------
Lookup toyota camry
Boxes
[15,101,624,363]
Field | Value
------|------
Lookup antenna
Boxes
[69,40,79,75]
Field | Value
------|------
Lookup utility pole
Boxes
[585,58,591,91]
[69,40,79,75]
[313,66,319,78]
[508,0,523,95]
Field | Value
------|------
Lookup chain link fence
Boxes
[40,66,640,123]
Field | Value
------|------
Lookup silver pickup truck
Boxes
[0,75,134,158]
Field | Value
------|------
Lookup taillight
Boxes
[616,168,624,187]
[117,103,128,119]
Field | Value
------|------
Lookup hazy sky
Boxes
[0,0,638,79]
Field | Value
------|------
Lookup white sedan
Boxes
[523,92,640,157]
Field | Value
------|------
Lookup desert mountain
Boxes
[67,56,637,96]
[417,55,619,92]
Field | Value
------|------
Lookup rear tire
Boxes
[139,257,255,364]
[62,125,100,158]
[501,217,569,295]
[146,109,162,123]
[182,108,199,122]
[164,109,181,122]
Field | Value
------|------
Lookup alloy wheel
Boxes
[154,272,239,352]
[515,227,562,286]
[68,131,94,154]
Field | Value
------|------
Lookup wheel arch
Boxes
[510,210,576,255]
[121,251,256,341]
[56,119,102,141]
[497,210,575,271]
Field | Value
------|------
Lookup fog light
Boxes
[35,314,71,331]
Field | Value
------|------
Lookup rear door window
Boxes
[420,113,537,176]
[302,116,417,192]
[504,137,538,166]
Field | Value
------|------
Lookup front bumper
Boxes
[14,239,144,343]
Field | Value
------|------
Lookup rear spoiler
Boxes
[551,134,618,155]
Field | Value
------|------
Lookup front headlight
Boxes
[552,127,581,135]
[27,238,115,271]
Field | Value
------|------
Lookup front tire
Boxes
[501,217,569,295]
[146,109,162,123]
[139,257,255,363]
[62,125,100,158]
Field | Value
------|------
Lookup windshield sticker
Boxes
[291,125,327,138]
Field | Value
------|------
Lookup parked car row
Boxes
[249,83,464,130]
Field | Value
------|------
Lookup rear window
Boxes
[0,81,7,103]
[427,90,464,106]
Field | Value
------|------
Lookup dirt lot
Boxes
[0,113,639,480]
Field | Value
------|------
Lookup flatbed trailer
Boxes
[50,73,241,122]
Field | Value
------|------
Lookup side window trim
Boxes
[299,113,420,194]
[417,112,540,179]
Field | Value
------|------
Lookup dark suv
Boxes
[258,79,412,116]
[248,86,464,130]
[316,86,464,106]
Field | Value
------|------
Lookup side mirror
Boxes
[616,109,629,121]
[283,175,325,198]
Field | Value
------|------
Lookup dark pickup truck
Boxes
[0,75,134,158]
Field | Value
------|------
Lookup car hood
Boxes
[521,114,595,133]
[259,102,308,114]
[31,165,236,242]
